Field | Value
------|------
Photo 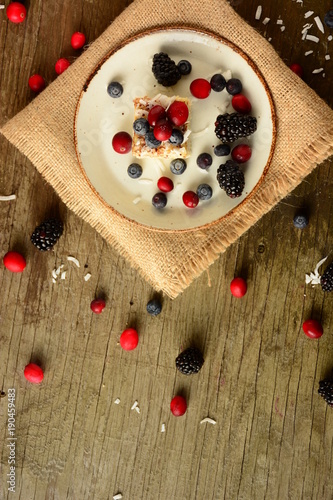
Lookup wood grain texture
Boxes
[0,0,332,499]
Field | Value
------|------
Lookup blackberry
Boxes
[197,184,213,200]
[133,118,150,136]
[215,113,257,143]
[177,60,192,75]
[318,378,333,407]
[176,347,204,375]
[127,163,142,179]
[226,78,242,95]
[169,128,184,145]
[146,298,162,316]
[170,158,187,175]
[320,261,333,292]
[31,218,63,251]
[214,144,231,157]
[107,81,123,98]
[217,160,245,198]
[210,74,226,92]
[152,192,167,209]
[152,52,181,87]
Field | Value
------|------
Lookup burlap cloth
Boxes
[1,0,333,298]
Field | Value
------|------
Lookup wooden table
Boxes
[1,1,332,498]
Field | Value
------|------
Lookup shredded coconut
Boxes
[280,26,285,32]
[61,271,66,280]
[161,423,166,432]
[262,18,270,25]
[52,269,58,280]
[305,257,327,285]
[113,494,123,500]
[135,406,140,414]
[0,5,4,9]
[312,68,324,74]
[255,5,262,20]
[55,264,64,276]
[314,16,324,34]
[67,256,80,267]
[131,401,138,410]
[276,19,283,25]
[325,54,331,60]
[132,196,141,205]
[328,35,333,41]
[200,417,217,425]
[306,34,320,43]
[52,278,57,284]
[84,272,91,281]
[114,398,120,405]
[302,23,313,34]
[304,50,313,56]
[304,11,314,19]
[138,178,153,185]
[0,194,16,201]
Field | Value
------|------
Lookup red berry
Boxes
[28,74,46,93]
[148,105,166,127]
[167,101,189,126]
[183,191,199,208]
[71,31,86,50]
[157,176,174,192]
[153,118,173,141]
[231,144,252,163]
[112,132,132,154]
[3,251,26,273]
[120,328,139,351]
[190,78,211,99]
[6,2,26,23]
[302,319,323,339]
[55,58,70,75]
[231,94,252,114]
[170,395,187,416]
[24,363,44,384]
[230,277,247,298]
[290,63,303,78]
[90,299,106,314]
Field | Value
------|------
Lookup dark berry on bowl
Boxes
[127,163,142,179]
[196,152,212,170]
[293,213,309,229]
[157,176,174,193]
[232,94,252,114]
[107,81,123,98]
[152,192,167,209]
[210,73,226,92]
[146,298,162,316]
[152,52,181,87]
[214,144,231,157]
[226,78,242,95]
[177,59,192,75]
[133,118,150,136]
[320,261,333,292]
[176,347,204,375]
[197,184,213,200]
[170,158,187,175]
[217,160,245,198]
[145,131,162,149]
[215,113,257,143]
[190,78,211,99]
[31,219,63,251]
[324,10,333,28]
[169,129,184,145]
[231,144,252,163]
[183,191,199,208]
[112,132,132,154]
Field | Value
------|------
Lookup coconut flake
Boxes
[84,272,91,281]
[135,406,140,414]
[302,23,313,33]
[161,423,166,432]
[138,178,153,185]
[262,18,270,25]
[61,271,66,280]
[305,50,313,56]
[314,16,324,34]
[325,54,331,60]
[0,5,5,9]
[276,19,283,25]
[304,11,314,19]
[328,35,333,42]
[280,26,285,32]
[312,68,324,74]
[52,269,58,280]
[305,256,328,285]
[0,194,16,201]
[131,401,138,410]
[255,6,262,20]
[114,398,120,405]
[200,417,217,425]
[67,256,80,267]
[55,264,64,276]
[52,278,57,284]
[132,196,141,205]
[306,34,320,43]
[113,494,123,500]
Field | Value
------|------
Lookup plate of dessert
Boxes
[74,27,276,231]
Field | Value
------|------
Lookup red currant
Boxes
[190,78,211,99]
[231,94,252,114]
[148,105,166,126]
[167,101,189,126]
[71,32,86,50]
[230,277,247,298]
[170,395,187,416]
[6,2,26,23]
[153,118,173,141]
[24,363,44,384]
[55,58,70,75]
[3,251,26,273]
[120,328,139,351]
[183,191,199,208]
[28,74,46,93]
[290,63,303,78]
[302,319,323,339]
[90,299,106,314]
[112,132,132,154]
[231,144,252,163]
[157,177,174,193]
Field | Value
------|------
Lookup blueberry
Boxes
[324,10,333,28]
[293,213,309,229]
[145,131,161,149]
[177,60,192,75]
[152,192,167,209]
[214,144,231,156]
[127,163,142,179]
[107,81,123,98]
[133,118,150,136]
[210,74,226,92]
[226,78,242,95]
[146,298,162,316]
[170,158,187,175]
[196,153,212,169]
[197,184,213,200]
[169,128,184,145]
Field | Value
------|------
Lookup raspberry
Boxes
[232,94,252,114]
[24,363,44,384]
[170,395,187,416]
[112,132,132,154]
[55,58,70,75]
[302,319,323,339]
[120,328,139,350]
[28,74,46,93]
[71,32,86,50]
[290,63,303,78]
[167,101,189,126]
[231,144,252,163]
[157,176,174,192]
[6,2,26,23]
[90,299,106,314]
[230,277,247,298]
[190,78,211,99]
[148,105,166,126]
[3,251,26,273]
[183,191,199,208]
[153,118,173,141]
